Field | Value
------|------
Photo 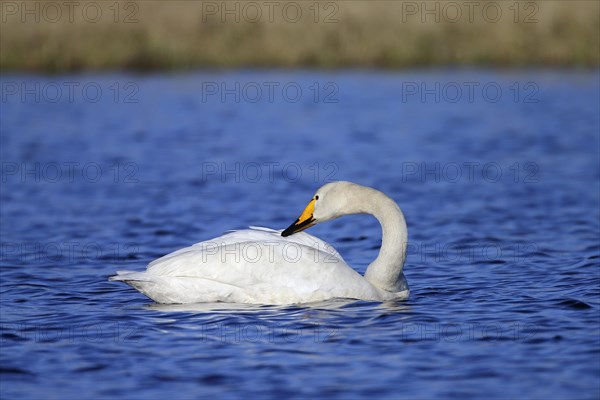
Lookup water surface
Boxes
[1,70,599,399]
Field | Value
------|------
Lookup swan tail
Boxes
[109,270,153,282]
[109,271,239,304]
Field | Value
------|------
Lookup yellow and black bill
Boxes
[281,198,316,237]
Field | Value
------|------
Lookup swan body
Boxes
[110,181,409,305]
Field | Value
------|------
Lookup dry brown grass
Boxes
[1,0,598,71]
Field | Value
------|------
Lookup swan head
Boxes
[281,181,359,237]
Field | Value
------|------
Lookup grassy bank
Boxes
[1,0,598,72]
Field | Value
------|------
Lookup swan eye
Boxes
[315,195,319,200]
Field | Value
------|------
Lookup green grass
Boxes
[1,0,598,72]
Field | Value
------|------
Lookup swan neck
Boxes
[361,190,408,292]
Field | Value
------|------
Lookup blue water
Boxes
[1,70,599,399]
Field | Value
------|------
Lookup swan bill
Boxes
[281,198,316,237]
[281,216,316,237]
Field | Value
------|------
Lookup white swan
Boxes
[110,181,409,304]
